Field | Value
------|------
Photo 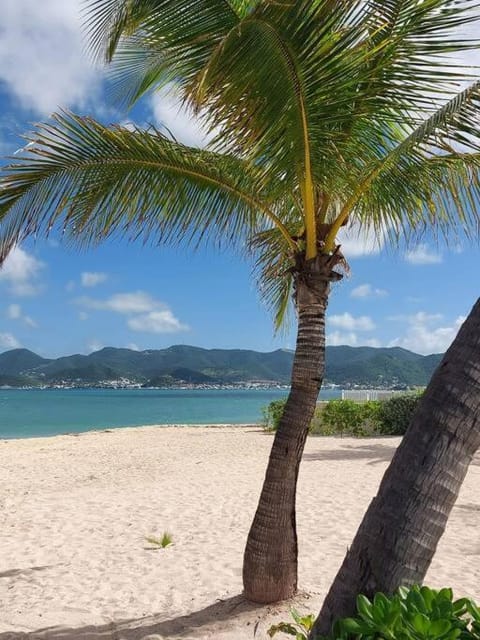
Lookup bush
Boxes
[320,399,382,437]
[262,394,421,437]
[332,585,480,640]
[262,398,287,431]
[378,393,421,435]
[262,398,327,434]
[268,585,480,640]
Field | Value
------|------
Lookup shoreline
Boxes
[0,422,262,443]
[1,425,479,638]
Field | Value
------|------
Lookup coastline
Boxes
[0,422,261,443]
[1,425,479,638]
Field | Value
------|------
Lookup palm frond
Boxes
[324,78,480,249]
[83,0,240,107]
[0,112,293,261]
[250,226,299,332]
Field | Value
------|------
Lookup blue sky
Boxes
[0,1,479,358]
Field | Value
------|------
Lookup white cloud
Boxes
[0,332,20,350]
[7,304,21,320]
[127,311,189,334]
[127,342,140,351]
[351,284,387,299]
[6,303,37,327]
[87,340,104,353]
[77,291,163,314]
[327,331,380,347]
[329,312,376,331]
[0,246,45,296]
[81,271,108,288]
[389,313,465,355]
[337,221,387,258]
[405,244,442,265]
[78,311,89,321]
[0,0,100,116]
[76,290,189,335]
[150,84,215,148]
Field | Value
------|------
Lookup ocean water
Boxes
[0,388,341,439]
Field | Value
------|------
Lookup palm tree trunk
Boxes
[243,255,334,603]
[311,298,480,638]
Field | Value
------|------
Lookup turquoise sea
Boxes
[0,388,341,439]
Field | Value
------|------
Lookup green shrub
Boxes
[262,399,334,434]
[262,394,421,437]
[320,399,382,437]
[332,585,480,640]
[262,398,288,431]
[269,585,480,640]
[262,398,382,436]
[378,393,421,435]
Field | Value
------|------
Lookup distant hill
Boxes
[0,345,442,388]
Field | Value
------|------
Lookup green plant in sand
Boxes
[146,532,173,549]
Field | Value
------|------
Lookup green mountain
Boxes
[0,345,442,388]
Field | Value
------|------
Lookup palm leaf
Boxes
[0,112,295,261]
[251,228,295,332]
[324,78,480,250]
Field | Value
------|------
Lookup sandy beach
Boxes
[1,425,479,639]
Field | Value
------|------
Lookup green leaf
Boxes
[412,612,431,636]
[429,619,452,637]
[357,594,374,621]
[337,617,364,634]
[267,622,300,637]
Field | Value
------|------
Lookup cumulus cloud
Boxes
[87,339,104,353]
[0,246,45,296]
[337,221,388,258]
[76,290,189,335]
[389,312,465,355]
[405,244,442,265]
[77,291,163,314]
[150,84,215,148]
[327,331,380,347]
[128,310,189,334]
[127,342,140,351]
[329,312,376,331]
[81,271,108,288]
[0,0,100,115]
[351,283,387,299]
[6,304,21,320]
[0,332,20,350]
[6,303,37,327]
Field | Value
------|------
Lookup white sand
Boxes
[1,426,479,639]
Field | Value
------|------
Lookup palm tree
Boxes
[1,0,480,604]
[311,297,480,638]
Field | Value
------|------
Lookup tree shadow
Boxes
[302,443,397,465]
[0,566,56,579]
[454,502,480,513]
[0,594,266,640]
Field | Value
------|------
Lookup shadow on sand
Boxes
[302,442,397,465]
[0,594,266,640]
[0,566,56,580]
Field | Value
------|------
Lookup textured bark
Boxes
[243,254,336,603]
[311,298,480,638]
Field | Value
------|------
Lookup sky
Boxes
[0,1,479,358]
